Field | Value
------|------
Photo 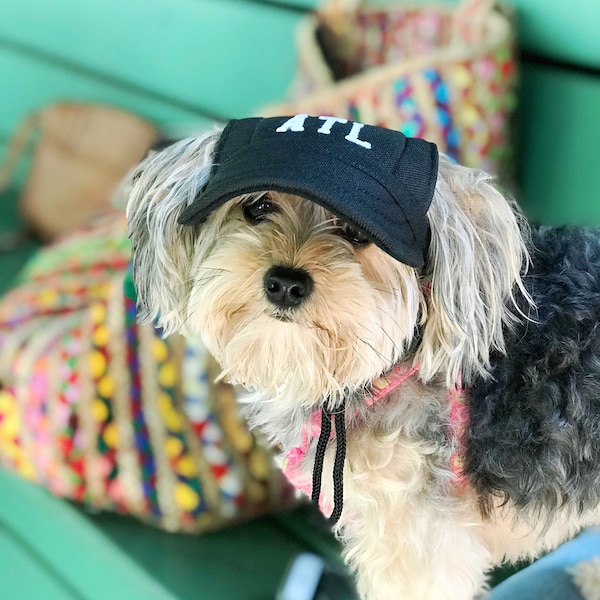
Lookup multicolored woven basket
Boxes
[0,213,292,532]
[265,0,517,177]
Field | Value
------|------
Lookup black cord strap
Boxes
[311,400,347,524]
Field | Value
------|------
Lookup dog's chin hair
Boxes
[189,282,420,409]
[217,320,350,407]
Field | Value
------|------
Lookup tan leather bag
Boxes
[0,103,158,240]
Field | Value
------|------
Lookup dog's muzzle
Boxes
[263,265,313,310]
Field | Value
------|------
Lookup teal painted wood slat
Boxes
[0,472,178,600]
[516,63,600,226]
[0,0,303,119]
[509,0,600,69]
[80,507,322,600]
[0,48,217,142]
[0,524,77,600]
[262,0,318,9]
[0,473,334,600]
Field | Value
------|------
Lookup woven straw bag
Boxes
[264,0,517,177]
[0,103,158,240]
[0,214,293,532]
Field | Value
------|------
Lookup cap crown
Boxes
[178,115,438,267]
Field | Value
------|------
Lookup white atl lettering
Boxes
[275,113,308,132]
[317,116,348,134]
[345,122,372,149]
[275,114,372,150]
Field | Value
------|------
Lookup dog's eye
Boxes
[340,223,371,246]
[243,198,278,224]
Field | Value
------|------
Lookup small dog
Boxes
[127,115,600,600]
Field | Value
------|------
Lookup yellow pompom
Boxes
[103,422,119,448]
[176,455,197,477]
[38,290,59,307]
[451,65,473,89]
[92,399,109,422]
[89,350,107,379]
[19,460,37,480]
[158,363,178,388]
[460,105,480,127]
[247,481,268,503]
[157,392,172,417]
[165,436,184,459]
[152,339,169,362]
[97,375,115,399]
[90,303,107,323]
[3,443,19,460]
[249,451,269,479]
[0,414,19,439]
[165,411,183,432]
[221,411,253,453]
[174,483,200,511]
[230,428,254,454]
[0,390,15,413]
[92,324,111,347]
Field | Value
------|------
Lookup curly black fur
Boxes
[465,227,600,517]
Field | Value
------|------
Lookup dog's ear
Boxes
[126,130,221,335]
[416,155,529,386]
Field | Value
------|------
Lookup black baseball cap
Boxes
[177,115,438,267]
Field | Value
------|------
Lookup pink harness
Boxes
[283,363,468,516]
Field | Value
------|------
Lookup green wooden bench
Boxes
[1,0,599,597]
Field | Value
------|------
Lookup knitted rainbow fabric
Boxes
[0,212,292,532]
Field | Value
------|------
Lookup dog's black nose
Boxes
[264,266,313,309]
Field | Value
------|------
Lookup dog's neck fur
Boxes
[239,359,463,491]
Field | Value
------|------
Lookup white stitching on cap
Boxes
[275,114,309,132]
[275,114,372,150]
[317,116,348,134]
[345,122,372,150]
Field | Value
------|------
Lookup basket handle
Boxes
[318,0,361,11]
[315,0,362,36]
[452,0,496,45]
[0,111,40,192]
[0,111,42,249]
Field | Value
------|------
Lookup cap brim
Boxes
[178,146,427,267]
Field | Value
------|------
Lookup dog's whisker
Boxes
[377,307,415,345]
[196,268,232,277]
[177,310,200,331]
[186,273,222,285]
[375,324,404,358]
[354,336,394,366]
